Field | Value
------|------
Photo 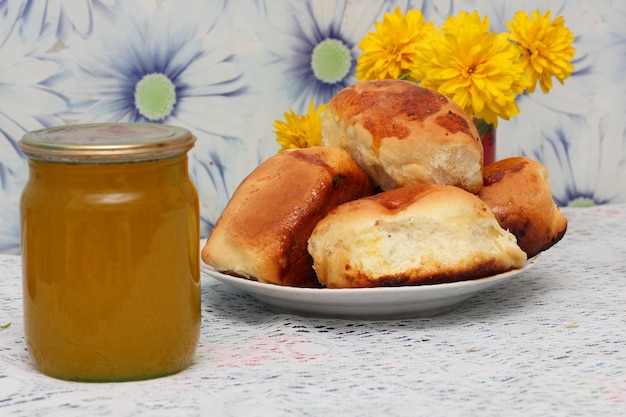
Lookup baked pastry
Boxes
[308,183,526,288]
[202,146,375,287]
[322,79,484,193]
[479,156,568,257]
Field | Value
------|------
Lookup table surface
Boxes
[1,204,625,417]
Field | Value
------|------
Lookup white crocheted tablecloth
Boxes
[1,204,625,417]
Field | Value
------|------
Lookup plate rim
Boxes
[201,255,540,318]
[201,255,540,296]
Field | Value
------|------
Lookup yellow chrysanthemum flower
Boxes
[273,100,326,151]
[356,7,436,81]
[411,11,528,126]
[506,9,576,94]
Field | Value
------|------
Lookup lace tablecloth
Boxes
[1,204,625,417]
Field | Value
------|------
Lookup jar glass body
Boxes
[20,154,200,381]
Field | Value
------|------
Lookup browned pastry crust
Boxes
[308,183,527,288]
[479,156,568,257]
[322,79,484,193]
[202,146,375,287]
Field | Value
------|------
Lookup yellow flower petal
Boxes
[506,9,576,94]
[273,100,326,151]
[356,7,436,81]
[411,11,526,126]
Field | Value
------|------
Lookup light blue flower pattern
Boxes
[0,0,54,47]
[243,0,389,113]
[54,0,117,42]
[0,7,70,253]
[55,0,255,236]
[389,0,460,25]
[230,0,391,164]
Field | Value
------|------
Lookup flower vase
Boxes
[475,119,496,166]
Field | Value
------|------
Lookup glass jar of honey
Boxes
[19,123,200,382]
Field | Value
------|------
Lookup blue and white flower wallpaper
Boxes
[1,0,624,254]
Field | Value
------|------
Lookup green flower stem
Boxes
[474,118,495,141]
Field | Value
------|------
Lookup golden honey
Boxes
[19,123,200,381]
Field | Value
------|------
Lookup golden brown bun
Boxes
[479,156,568,257]
[308,184,526,288]
[322,79,484,193]
[202,146,375,287]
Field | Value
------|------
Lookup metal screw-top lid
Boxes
[19,123,196,163]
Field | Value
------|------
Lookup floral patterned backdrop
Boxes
[1,0,624,254]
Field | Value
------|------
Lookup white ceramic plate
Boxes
[201,256,540,319]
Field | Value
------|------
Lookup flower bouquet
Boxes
[274,7,575,165]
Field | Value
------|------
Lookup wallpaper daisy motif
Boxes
[0,0,624,254]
